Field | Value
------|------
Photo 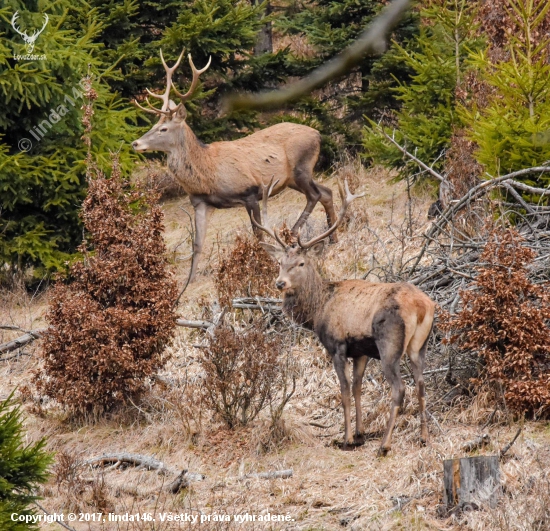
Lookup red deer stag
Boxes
[255,179,435,456]
[132,49,338,282]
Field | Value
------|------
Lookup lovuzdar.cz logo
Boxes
[11,10,49,60]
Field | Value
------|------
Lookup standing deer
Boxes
[132,49,338,282]
[255,179,435,456]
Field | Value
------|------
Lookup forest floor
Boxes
[1,163,549,531]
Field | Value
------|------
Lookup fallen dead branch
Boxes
[237,469,293,481]
[175,318,212,330]
[462,433,490,452]
[83,452,180,475]
[34,501,78,531]
[0,328,46,354]
[231,296,282,312]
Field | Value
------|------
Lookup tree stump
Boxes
[443,455,500,510]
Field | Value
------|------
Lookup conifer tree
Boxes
[363,0,480,180]
[463,0,550,188]
[0,394,52,531]
[0,2,139,280]
[277,0,419,162]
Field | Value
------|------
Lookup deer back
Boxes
[313,280,435,358]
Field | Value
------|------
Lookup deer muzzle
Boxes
[275,280,287,291]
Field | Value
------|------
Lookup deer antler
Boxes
[134,48,185,118]
[250,177,289,249]
[298,180,366,249]
[172,54,212,103]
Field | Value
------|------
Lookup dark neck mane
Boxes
[282,267,331,329]
[167,123,211,194]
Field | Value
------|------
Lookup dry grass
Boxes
[1,159,549,530]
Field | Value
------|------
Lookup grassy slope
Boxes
[0,165,549,531]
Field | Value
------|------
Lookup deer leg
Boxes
[317,183,338,243]
[331,346,353,447]
[408,338,430,445]
[291,169,322,234]
[377,354,405,457]
[189,200,212,283]
[352,356,369,443]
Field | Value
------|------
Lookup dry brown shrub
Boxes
[134,159,185,200]
[440,228,550,417]
[34,156,177,416]
[200,322,282,429]
[215,234,278,307]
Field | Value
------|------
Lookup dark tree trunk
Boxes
[254,1,272,55]
[443,455,501,510]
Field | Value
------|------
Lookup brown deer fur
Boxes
[132,52,337,282]
[263,243,435,456]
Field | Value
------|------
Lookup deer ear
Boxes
[174,104,187,121]
[309,241,325,257]
[260,243,285,261]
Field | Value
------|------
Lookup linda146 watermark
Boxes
[18,80,90,153]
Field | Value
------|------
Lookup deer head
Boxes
[11,11,49,54]
[255,178,366,293]
[132,49,211,153]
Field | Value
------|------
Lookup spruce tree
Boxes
[363,0,480,180]
[463,0,550,188]
[0,394,52,531]
[0,2,139,280]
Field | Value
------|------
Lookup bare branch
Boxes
[223,0,411,111]
[375,125,447,183]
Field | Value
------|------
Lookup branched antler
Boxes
[298,180,366,249]
[250,177,289,249]
[172,55,212,103]
[134,50,211,120]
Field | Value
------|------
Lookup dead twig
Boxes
[500,427,522,458]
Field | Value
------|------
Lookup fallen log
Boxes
[175,318,212,330]
[83,452,178,475]
[462,434,490,453]
[0,328,46,354]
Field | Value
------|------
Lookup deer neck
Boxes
[282,267,331,329]
[167,123,213,195]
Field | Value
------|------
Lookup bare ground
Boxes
[1,164,549,531]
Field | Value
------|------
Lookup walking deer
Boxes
[256,179,435,456]
[132,49,338,282]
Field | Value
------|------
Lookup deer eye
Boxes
[299,262,305,267]
[160,127,168,132]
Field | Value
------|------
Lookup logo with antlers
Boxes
[11,11,49,54]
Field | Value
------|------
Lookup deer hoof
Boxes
[353,433,366,446]
[377,446,390,458]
